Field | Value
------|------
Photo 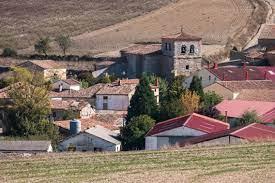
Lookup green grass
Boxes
[0,143,274,182]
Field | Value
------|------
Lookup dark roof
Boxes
[207,66,275,82]
[0,141,51,152]
[162,32,202,41]
[146,113,229,136]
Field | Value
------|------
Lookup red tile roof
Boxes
[231,123,275,141]
[236,89,275,102]
[207,66,275,82]
[62,79,80,85]
[162,32,202,41]
[50,100,89,110]
[259,24,275,40]
[215,100,275,121]
[20,60,63,69]
[146,113,229,136]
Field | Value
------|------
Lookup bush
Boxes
[2,48,17,57]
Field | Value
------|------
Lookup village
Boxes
[0,24,274,153]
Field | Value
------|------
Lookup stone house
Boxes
[58,121,121,152]
[95,79,159,111]
[19,60,66,80]
[145,113,229,150]
[52,79,81,92]
[50,100,95,121]
[180,123,275,147]
[204,80,275,100]
[121,31,202,79]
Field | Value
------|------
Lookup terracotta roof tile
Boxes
[96,83,137,95]
[259,24,275,40]
[50,100,89,110]
[146,113,229,136]
[62,78,80,85]
[22,60,63,69]
[236,89,275,102]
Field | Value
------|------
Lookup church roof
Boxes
[162,31,202,41]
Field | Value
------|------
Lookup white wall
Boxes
[59,133,121,152]
[52,81,80,91]
[154,126,206,137]
[96,95,131,111]
[184,69,220,88]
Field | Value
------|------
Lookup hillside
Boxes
[0,0,178,50]
[0,143,274,182]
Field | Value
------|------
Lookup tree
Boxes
[99,75,111,84]
[34,37,51,56]
[127,76,158,121]
[181,90,200,114]
[78,72,96,86]
[2,48,17,57]
[200,91,222,117]
[2,68,59,144]
[55,35,72,56]
[121,115,155,150]
[168,76,186,100]
[144,74,168,102]
[238,110,261,127]
[189,75,204,100]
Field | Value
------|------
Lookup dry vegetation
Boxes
[0,0,178,50]
[0,143,274,182]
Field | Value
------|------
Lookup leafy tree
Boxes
[200,91,222,117]
[2,69,59,144]
[80,80,89,89]
[158,99,185,121]
[99,75,112,84]
[168,76,186,100]
[78,72,96,86]
[55,35,72,56]
[2,48,17,57]
[181,90,200,114]
[189,75,204,100]
[34,37,51,56]
[127,76,158,122]
[238,110,261,127]
[121,115,155,150]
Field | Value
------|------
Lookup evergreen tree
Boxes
[126,76,158,122]
[189,75,204,100]
[121,115,155,150]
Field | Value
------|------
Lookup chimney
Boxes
[59,83,63,92]
[225,111,228,124]
[245,71,249,80]
[213,63,218,69]
[70,119,81,135]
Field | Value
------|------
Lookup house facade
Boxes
[19,60,66,80]
[145,113,229,150]
[59,125,121,152]
[52,79,81,91]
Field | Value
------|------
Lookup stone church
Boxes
[120,31,202,79]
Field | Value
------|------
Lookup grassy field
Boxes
[0,143,274,182]
[0,0,178,50]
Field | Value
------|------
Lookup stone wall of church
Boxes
[174,40,202,57]
[173,57,202,77]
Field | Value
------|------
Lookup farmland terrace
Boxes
[0,143,274,182]
[0,0,269,56]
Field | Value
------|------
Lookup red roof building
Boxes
[215,100,275,123]
[145,113,229,150]
[180,123,275,147]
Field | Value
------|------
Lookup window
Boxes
[165,43,168,50]
[168,43,172,51]
[209,75,211,81]
[103,96,108,100]
[186,65,190,70]
[190,45,195,54]
[181,45,187,54]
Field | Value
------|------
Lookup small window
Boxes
[181,45,187,54]
[186,65,190,70]
[209,75,211,81]
[165,43,168,50]
[200,76,202,80]
[168,43,172,51]
[103,96,108,100]
[190,45,195,54]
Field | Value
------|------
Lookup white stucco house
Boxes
[52,79,81,91]
[95,79,159,111]
[145,113,229,150]
[59,125,121,152]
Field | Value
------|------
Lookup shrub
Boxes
[2,48,17,57]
